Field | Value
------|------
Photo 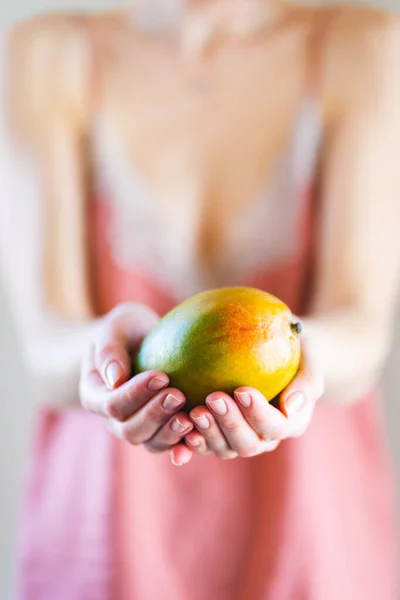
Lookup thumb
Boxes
[94,303,160,389]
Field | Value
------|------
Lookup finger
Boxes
[94,303,159,389]
[108,412,192,447]
[233,387,290,442]
[145,411,196,452]
[80,340,103,402]
[170,444,194,467]
[80,368,169,420]
[280,334,324,419]
[79,339,111,415]
[184,432,210,455]
[195,397,257,458]
[189,405,237,458]
[262,440,281,452]
[108,391,190,446]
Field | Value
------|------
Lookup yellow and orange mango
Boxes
[135,287,301,410]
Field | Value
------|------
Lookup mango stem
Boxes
[290,320,302,335]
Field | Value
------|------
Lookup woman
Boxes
[1,1,400,598]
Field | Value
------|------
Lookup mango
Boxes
[135,287,301,410]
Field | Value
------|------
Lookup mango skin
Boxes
[135,287,301,410]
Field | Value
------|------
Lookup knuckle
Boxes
[238,442,260,458]
[120,386,134,407]
[265,425,284,440]
[224,418,239,432]
[105,398,120,419]
[104,398,119,419]
[238,444,260,458]
[143,442,163,454]
[147,405,167,427]
[120,424,141,445]
[250,413,268,431]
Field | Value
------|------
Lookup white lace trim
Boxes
[90,100,322,298]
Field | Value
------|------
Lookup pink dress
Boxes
[14,101,398,600]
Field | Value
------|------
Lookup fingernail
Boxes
[171,418,188,433]
[285,392,306,417]
[235,391,251,408]
[192,415,210,429]
[148,375,169,392]
[162,393,184,411]
[105,361,124,388]
[207,398,227,416]
[187,438,201,447]
[171,452,183,467]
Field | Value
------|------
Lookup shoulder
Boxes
[5,14,90,138]
[305,4,400,118]
[9,13,92,78]
[9,8,126,45]
[5,10,125,137]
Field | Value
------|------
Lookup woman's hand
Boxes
[184,336,324,459]
[79,305,323,465]
[79,303,194,465]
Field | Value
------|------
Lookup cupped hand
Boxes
[185,335,324,459]
[79,303,194,465]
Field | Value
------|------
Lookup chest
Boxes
[90,25,321,297]
[91,107,320,298]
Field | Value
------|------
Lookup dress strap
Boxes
[83,16,102,114]
[307,7,339,101]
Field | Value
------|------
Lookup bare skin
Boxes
[2,0,400,465]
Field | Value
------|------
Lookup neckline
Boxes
[128,0,184,33]
[126,0,285,52]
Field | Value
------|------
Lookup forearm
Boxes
[302,309,389,406]
[20,314,99,408]
[0,28,97,409]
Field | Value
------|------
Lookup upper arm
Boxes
[312,14,400,339]
[0,28,46,341]
[0,16,92,344]
[9,15,90,141]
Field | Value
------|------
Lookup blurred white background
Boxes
[1,0,400,597]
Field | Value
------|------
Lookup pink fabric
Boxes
[14,409,117,600]
[14,150,399,599]
[93,189,398,599]
[115,398,398,600]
